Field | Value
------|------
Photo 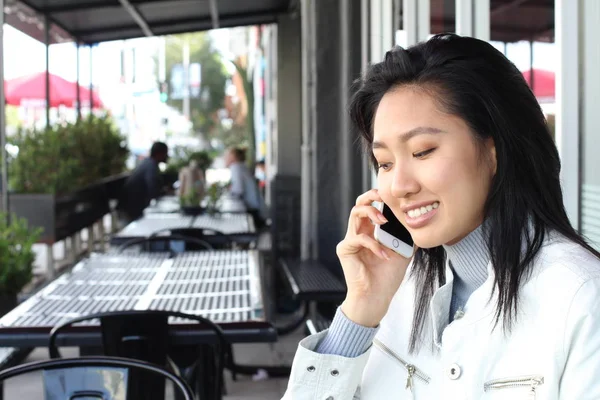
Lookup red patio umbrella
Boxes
[4,72,103,108]
[521,69,555,102]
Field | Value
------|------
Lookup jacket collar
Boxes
[430,260,497,348]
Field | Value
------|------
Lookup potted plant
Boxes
[180,190,204,216]
[0,213,41,316]
[205,182,228,215]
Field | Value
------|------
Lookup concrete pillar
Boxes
[301,0,364,272]
[268,13,303,261]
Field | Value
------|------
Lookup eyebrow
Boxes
[372,126,445,149]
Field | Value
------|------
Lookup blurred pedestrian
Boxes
[117,141,169,225]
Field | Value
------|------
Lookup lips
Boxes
[403,201,439,229]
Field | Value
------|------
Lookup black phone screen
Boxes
[381,204,414,246]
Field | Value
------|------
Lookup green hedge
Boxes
[0,213,41,296]
[9,115,129,195]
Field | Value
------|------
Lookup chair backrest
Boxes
[0,356,195,400]
[49,310,230,399]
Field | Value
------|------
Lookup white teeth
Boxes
[406,202,439,219]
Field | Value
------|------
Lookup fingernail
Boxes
[379,214,388,223]
[381,250,391,260]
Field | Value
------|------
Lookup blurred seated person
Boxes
[178,159,205,202]
[225,147,268,228]
[117,142,169,225]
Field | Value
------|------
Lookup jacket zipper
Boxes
[373,338,430,398]
[484,375,544,399]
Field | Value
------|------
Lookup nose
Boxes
[390,163,419,199]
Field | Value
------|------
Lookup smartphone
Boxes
[374,202,415,258]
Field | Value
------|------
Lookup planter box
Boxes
[8,178,115,244]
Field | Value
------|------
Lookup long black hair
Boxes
[349,33,600,354]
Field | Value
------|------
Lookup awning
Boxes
[6,0,296,44]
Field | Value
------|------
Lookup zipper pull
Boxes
[405,364,416,400]
[405,364,415,390]
[529,377,542,400]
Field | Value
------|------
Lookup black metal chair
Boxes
[0,356,195,400]
[117,233,214,253]
[49,310,229,400]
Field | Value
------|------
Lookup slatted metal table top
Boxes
[110,212,257,247]
[116,214,196,237]
[189,213,255,234]
[0,251,274,347]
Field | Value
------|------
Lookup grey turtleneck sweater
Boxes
[316,224,490,357]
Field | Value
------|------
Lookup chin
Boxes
[411,232,446,249]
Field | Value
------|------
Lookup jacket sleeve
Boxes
[559,277,600,399]
[281,330,371,400]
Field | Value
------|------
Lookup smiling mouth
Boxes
[406,201,439,218]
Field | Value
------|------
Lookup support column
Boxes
[338,0,363,249]
[456,0,489,40]
[580,0,600,246]
[266,12,303,261]
[89,45,94,113]
[45,16,51,128]
[0,0,8,214]
[76,43,81,120]
[300,0,316,260]
[403,0,431,46]
[556,0,580,229]
[303,0,364,271]
[360,0,371,193]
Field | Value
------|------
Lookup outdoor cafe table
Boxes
[109,212,257,247]
[0,250,274,400]
[0,250,275,347]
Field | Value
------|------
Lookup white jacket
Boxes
[282,235,600,399]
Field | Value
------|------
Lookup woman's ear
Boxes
[487,137,497,176]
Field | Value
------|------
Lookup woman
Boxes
[282,34,600,399]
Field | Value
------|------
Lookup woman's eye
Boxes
[413,148,436,158]
[377,163,392,171]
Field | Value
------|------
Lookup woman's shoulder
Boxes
[533,231,600,287]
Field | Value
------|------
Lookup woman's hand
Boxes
[337,189,413,327]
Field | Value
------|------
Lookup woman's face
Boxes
[372,87,496,248]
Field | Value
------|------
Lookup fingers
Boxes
[355,189,383,206]
[350,204,388,226]
[338,233,391,261]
